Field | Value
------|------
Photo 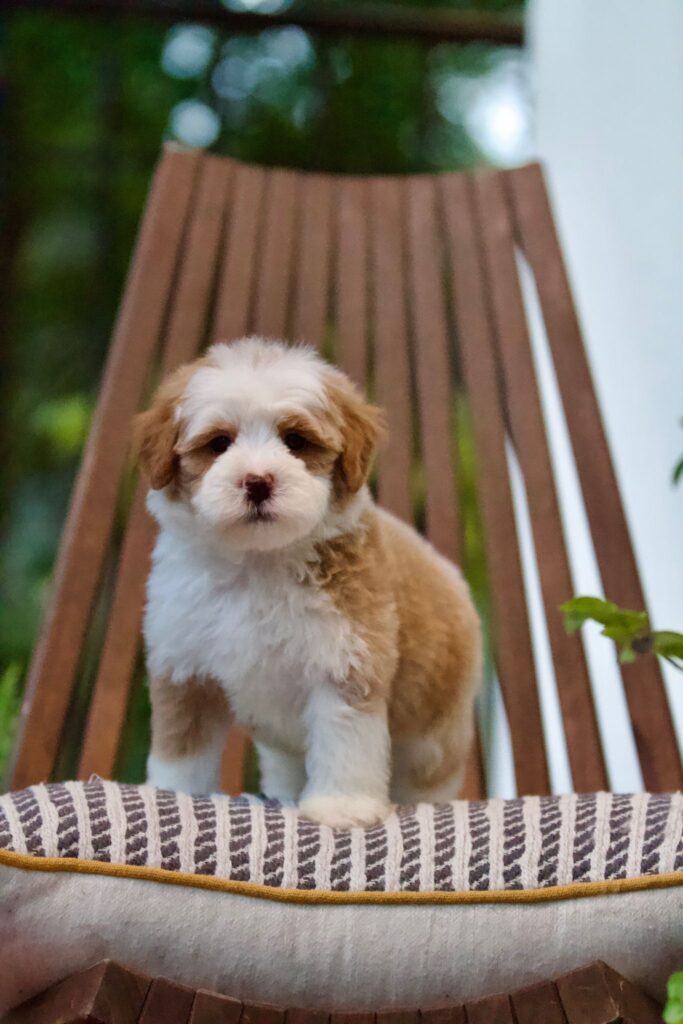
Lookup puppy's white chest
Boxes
[144,532,358,750]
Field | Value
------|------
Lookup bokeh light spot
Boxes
[169,100,221,148]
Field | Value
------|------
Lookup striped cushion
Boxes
[1,782,681,894]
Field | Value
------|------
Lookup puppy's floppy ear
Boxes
[327,373,386,495]
[133,366,189,490]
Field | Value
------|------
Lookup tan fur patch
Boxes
[310,506,482,797]
[133,363,199,491]
[322,372,386,498]
[149,674,230,761]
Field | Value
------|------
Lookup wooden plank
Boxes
[9,147,201,791]
[375,1011,419,1024]
[556,961,662,1023]
[460,725,485,801]
[369,177,414,523]
[472,169,608,793]
[7,2,524,46]
[507,162,683,792]
[285,1010,330,1024]
[241,1003,285,1024]
[511,979,567,1024]
[77,155,233,781]
[252,168,298,339]
[439,171,550,796]
[335,177,369,389]
[465,992,514,1024]
[420,1008,465,1024]
[221,724,250,795]
[190,990,243,1024]
[330,1014,375,1024]
[138,978,196,1024]
[213,162,266,342]
[4,960,150,1024]
[291,174,333,349]
[404,176,460,563]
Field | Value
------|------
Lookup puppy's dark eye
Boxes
[284,432,308,452]
[208,435,232,454]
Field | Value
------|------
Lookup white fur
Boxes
[147,746,223,795]
[299,685,391,827]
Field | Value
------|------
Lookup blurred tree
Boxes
[0,1,526,779]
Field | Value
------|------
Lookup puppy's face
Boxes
[135,338,384,552]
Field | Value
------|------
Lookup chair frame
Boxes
[7,149,681,799]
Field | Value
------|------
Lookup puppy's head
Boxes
[134,338,384,552]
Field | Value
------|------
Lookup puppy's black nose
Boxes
[244,474,274,506]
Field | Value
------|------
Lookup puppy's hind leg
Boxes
[146,675,230,795]
[391,709,474,805]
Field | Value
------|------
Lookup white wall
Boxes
[526,0,683,772]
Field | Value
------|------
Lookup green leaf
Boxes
[673,456,683,487]
[560,597,649,635]
[664,972,683,1024]
[651,631,683,659]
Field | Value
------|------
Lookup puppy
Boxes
[136,337,481,828]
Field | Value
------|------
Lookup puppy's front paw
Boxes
[298,794,391,829]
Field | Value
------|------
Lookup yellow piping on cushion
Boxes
[0,848,681,905]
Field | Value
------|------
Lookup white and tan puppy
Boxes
[136,337,481,828]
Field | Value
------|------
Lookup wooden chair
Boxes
[7,146,682,799]
[4,958,665,1024]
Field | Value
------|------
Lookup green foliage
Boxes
[0,664,22,781]
[32,395,92,459]
[664,973,683,1024]
[561,597,683,671]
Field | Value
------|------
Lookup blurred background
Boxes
[1,0,681,789]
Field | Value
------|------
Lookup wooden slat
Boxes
[472,169,608,793]
[4,960,150,1024]
[241,1003,285,1024]
[138,978,195,1024]
[253,168,299,339]
[213,162,266,342]
[404,176,460,562]
[420,1008,465,1024]
[465,993,514,1024]
[335,177,369,389]
[78,155,233,781]
[369,178,414,523]
[556,961,662,1023]
[292,174,333,349]
[221,725,250,795]
[9,147,201,791]
[511,979,567,1024]
[507,162,683,792]
[330,1014,375,1024]
[285,1010,330,1024]
[190,991,243,1024]
[375,1011,419,1024]
[460,723,485,801]
[405,174,483,799]
[439,171,550,796]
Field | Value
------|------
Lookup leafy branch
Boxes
[560,596,683,672]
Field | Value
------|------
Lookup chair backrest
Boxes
[8,147,682,799]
